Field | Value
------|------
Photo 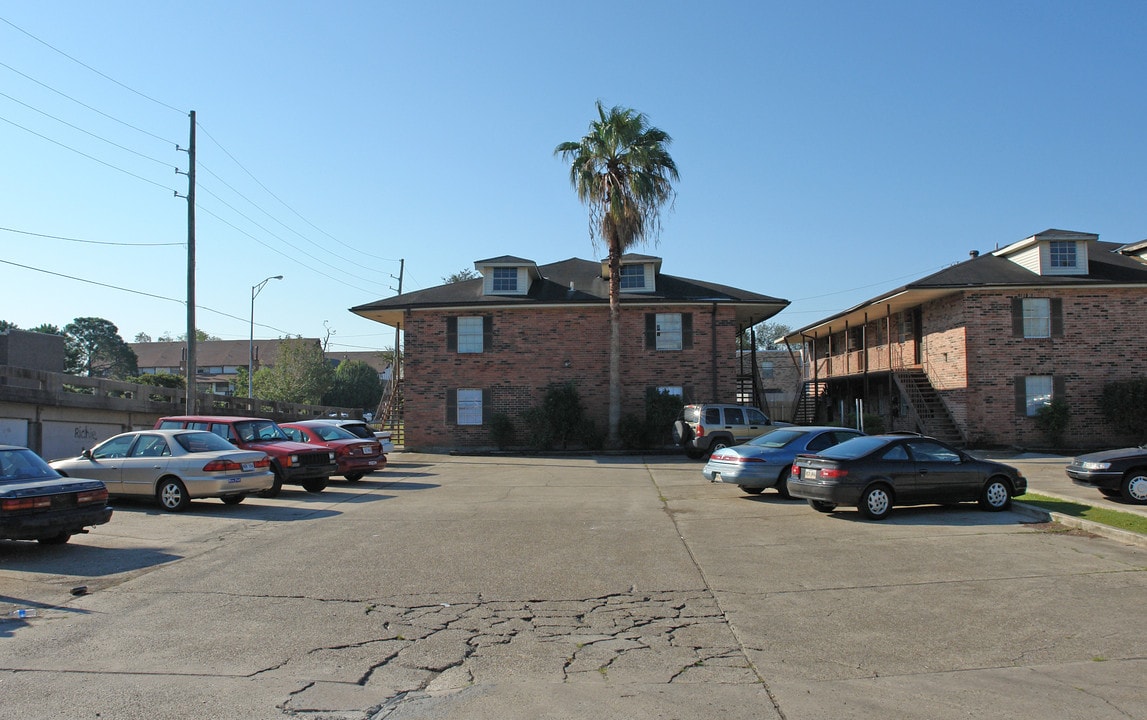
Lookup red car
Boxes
[280,421,385,481]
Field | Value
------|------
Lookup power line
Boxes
[0,16,186,115]
[0,113,177,193]
[0,90,175,169]
[0,226,182,247]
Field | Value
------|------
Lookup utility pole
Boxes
[392,258,403,391]
[176,111,197,412]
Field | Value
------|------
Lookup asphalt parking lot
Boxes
[1,452,1144,720]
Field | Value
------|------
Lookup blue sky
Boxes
[2,1,1144,353]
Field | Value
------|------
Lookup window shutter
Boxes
[682,313,693,349]
[1014,376,1026,415]
[1050,299,1064,337]
[482,388,492,424]
[1011,298,1024,337]
[446,388,457,423]
[645,314,656,349]
[683,384,694,403]
[483,315,494,350]
[446,317,457,351]
[1053,375,1066,399]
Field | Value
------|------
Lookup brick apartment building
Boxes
[351,255,788,450]
[784,229,1147,449]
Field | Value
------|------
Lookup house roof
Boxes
[351,257,789,329]
[784,234,1147,341]
[132,338,321,370]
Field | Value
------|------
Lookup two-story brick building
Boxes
[351,255,788,450]
[784,229,1147,449]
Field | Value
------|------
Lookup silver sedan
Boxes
[703,426,865,496]
[51,429,274,511]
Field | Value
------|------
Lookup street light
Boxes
[249,275,283,398]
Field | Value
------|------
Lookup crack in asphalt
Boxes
[276,590,761,718]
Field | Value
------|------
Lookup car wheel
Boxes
[157,478,191,512]
[1121,469,1147,504]
[979,477,1011,511]
[344,472,365,482]
[220,494,245,505]
[858,484,893,520]
[708,438,731,455]
[302,478,328,494]
[738,485,765,495]
[808,499,837,513]
[258,468,284,498]
[37,532,71,545]
[775,467,793,498]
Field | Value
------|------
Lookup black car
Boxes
[1065,445,1147,504]
[787,435,1027,520]
[0,445,112,544]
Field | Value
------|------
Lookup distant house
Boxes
[784,229,1147,448]
[132,338,322,395]
[351,254,788,451]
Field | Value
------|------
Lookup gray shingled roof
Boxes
[351,257,788,328]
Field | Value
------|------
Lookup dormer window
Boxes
[619,264,646,290]
[1049,241,1077,270]
[492,267,518,292]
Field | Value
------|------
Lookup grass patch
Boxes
[1017,493,1147,535]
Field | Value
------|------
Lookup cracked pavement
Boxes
[1,454,1145,719]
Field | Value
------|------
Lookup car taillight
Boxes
[2,496,52,511]
[819,467,849,479]
[729,456,763,463]
[76,487,109,505]
[203,458,244,472]
[696,425,706,438]
[253,457,270,469]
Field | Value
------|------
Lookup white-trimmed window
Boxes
[655,313,682,350]
[657,386,683,397]
[1024,376,1053,417]
[492,267,517,292]
[457,316,484,353]
[456,389,484,425]
[1022,298,1051,338]
[619,264,645,290]
[1049,241,1077,269]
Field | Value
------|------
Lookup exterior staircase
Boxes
[892,369,963,444]
[792,380,827,425]
[375,377,405,447]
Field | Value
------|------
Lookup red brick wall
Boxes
[403,304,745,450]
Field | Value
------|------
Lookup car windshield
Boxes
[312,425,357,441]
[234,420,288,443]
[0,448,61,482]
[336,423,373,439]
[816,435,891,460]
[746,428,805,449]
[175,431,239,453]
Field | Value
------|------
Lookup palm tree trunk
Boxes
[607,243,622,448]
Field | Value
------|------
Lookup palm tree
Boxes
[555,101,679,446]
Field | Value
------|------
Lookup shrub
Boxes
[489,412,516,450]
[1035,398,1070,448]
[1101,377,1147,442]
[540,382,588,450]
[619,413,651,450]
[862,413,886,434]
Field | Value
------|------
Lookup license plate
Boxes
[241,462,254,471]
[367,460,377,466]
[802,468,818,480]
[227,477,242,484]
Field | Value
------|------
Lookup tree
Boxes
[323,360,383,410]
[443,268,478,283]
[134,332,152,343]
[178,329,221,342]
[30,324,64,336]
[63,317,138,379]
[1101,377,1147,442]
[556,102,679,446]
[0,320,17,331]
[740,321,793,351]
[252,337,332,404]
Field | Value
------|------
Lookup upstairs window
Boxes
[619,264,645,290]
[1022,298,1051,338]
[492,267,517,292]
[447,316,492,353]
[1049,241,1077,269]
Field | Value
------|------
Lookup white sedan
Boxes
[51,429,274,512]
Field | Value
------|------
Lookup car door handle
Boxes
[918,469,929,475]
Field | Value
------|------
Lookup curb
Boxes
[1013,501,1147,549]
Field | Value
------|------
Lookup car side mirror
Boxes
[82,448,93,459]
